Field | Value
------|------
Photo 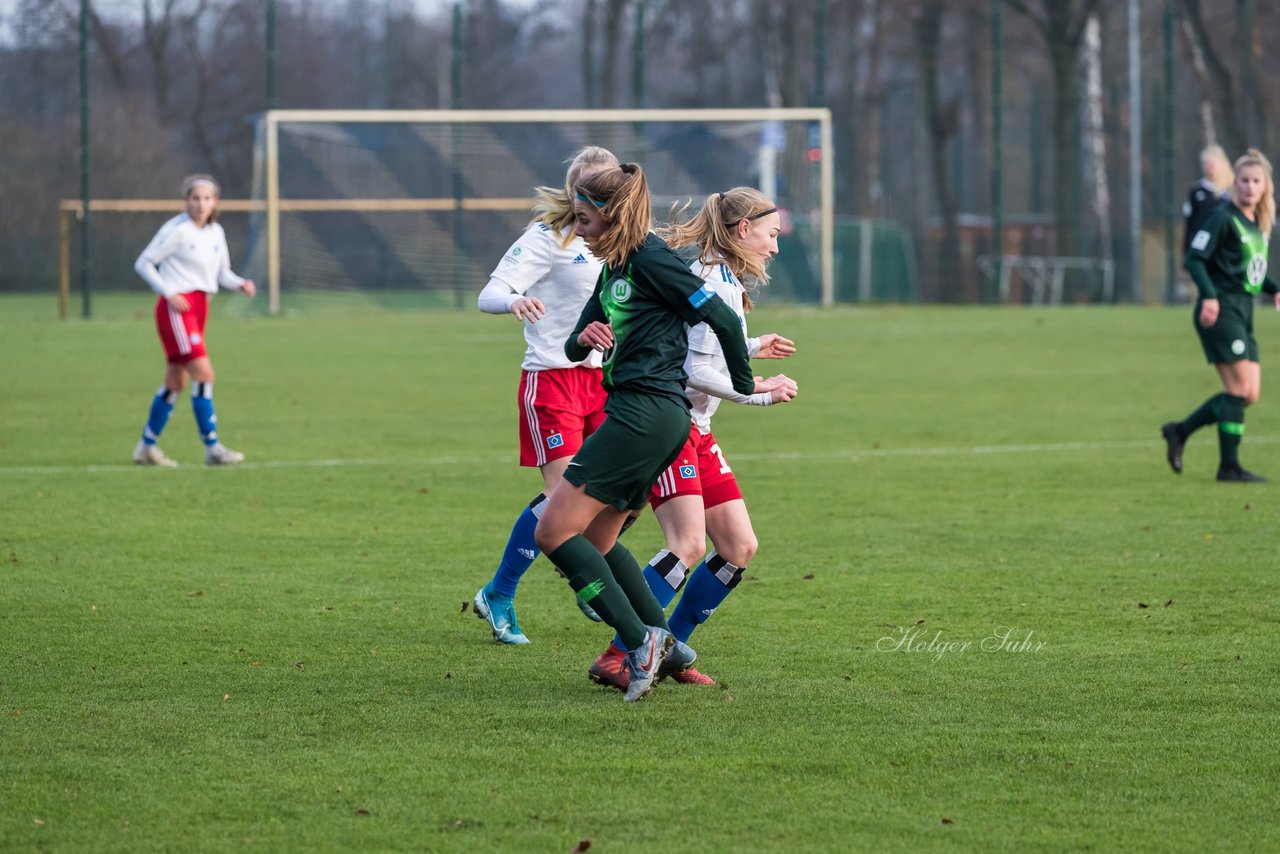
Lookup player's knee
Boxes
[532,519,558,554]
[666,536,705,569]
[1246,388,1260,406]
[720,535,757,569]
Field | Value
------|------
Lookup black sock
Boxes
[1217,394,1246,468]
[603,543,669,630]
[1180,393,1224,438]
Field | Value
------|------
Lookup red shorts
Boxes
[650,425,743,510]
[517,366,608,467]
[155,291,209,364]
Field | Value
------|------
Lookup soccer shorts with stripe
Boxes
[650,425,743,510]
[517,366,608,467]
[155,291,209,364]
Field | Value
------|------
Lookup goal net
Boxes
[245,109,834,314]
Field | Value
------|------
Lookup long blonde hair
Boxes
[1201,145,1234,194]
[1233,148,1275,236]
[532,146,619,248]
[573,163,652,269]
[660,187,777,311]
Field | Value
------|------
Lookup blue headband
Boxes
[575,192,606,208]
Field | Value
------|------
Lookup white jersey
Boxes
[483,222,603,372]
[684,258,751,432]
[134,213,246,299]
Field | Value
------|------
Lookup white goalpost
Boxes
[249,108,835,314]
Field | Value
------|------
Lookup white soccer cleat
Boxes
[133,441,178,467]
[204,443,245,466]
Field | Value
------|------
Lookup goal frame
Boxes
[256,108,835,314]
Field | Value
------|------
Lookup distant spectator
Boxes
[1183,144,1234,255]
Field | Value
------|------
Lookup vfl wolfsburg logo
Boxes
[1247,254,1267,287]
[610,278,633,303]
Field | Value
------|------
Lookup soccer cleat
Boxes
[204,443,245,466]
[670,667,717,686]
[133,441,178,467]
[1216,465,1266,483]
[1160,422,1184,474]
[472,586,530,644]
[587,642,629,690]
[576,594,603,622]
[622,626,674,702]
[657,638,698,681]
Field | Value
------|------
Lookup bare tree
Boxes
[599,0,628,108]
[1005,0,1102,258]
[911,0,962,298]
[1177,0,1244,154]
[1081,12,1110,263]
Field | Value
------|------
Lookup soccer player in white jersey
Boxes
[131,175,256,467]
[472,146,620,644]
[586,187,798,688]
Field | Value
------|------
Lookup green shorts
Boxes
[562,389,690,511]
[1195,295,1258,364]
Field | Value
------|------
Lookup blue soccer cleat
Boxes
[622,626,674,702]
[473,586,530,645]
[658,637,697,681]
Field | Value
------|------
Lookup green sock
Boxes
[1217,394,1246,468]
[603,543,669,630]
[1181,393,1224,438]
[545,535,647,649]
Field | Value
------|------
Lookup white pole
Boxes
[1129,0,1142,302]
[266,111,281,316]
[820,111,835,307]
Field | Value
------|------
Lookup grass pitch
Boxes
[2,293,1277,852]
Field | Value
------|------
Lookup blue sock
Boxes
[142,386,177,444]
[191,382,218,446]
[612,549,687,648]
[668,552,743,643]
[487,494,547,599]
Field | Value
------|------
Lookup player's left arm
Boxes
[214,226,255,296]
[1264,275,1280,309]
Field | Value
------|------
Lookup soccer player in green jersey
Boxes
[1163,149,1280,482]
[532,163,757,701]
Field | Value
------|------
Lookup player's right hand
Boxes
[1199,298,1219,328]
[511,296,546,322]
[577,321,614,352]
[168,293,191,313]
[755,374,798,403]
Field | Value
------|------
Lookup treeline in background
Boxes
[4,0,1280,304]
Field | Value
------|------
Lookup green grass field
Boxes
[2,293,1277,852]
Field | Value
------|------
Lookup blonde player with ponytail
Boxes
[587,187,799,689]
[471,146,619,645]
[532,163,759,701]
[1163,149,1280,482]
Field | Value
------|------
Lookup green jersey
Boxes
[1185,202,1280,298]
[565,233,755,403]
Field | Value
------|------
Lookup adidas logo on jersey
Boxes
[572,254,588,264]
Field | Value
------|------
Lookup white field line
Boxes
[5,436,1279,477]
